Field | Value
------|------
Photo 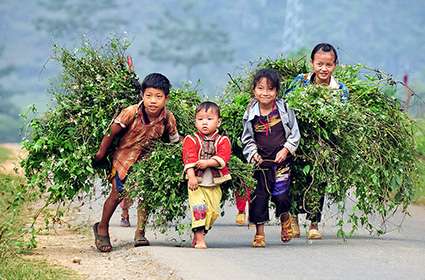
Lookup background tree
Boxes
[0,46,18,118]
[34,0,126,39]
[303,1,425,77]
[0,45,23,142]
[143,1,234,80]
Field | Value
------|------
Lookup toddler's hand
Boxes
[188,176,199,191]
[275,148,289,163]
[196,160,209,170]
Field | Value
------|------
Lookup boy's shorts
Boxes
[109,168,126,193]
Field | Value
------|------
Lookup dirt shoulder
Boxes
[0,143,25,176]
[28,223,182,280]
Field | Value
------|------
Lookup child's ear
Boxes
[217,118,222,128]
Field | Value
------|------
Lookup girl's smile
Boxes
[253,77,278,108]
[311,50,336,85]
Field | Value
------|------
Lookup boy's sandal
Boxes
[281,216,293,243]
[252,235,266,248]
[308,228,322,240]
[93,222,112,253]
[134,236,150,247]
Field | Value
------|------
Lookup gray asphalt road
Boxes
[82,193,425,280]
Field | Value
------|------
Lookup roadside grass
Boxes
[0,146,79,280]
[0,258,78,280]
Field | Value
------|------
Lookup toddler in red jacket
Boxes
[182,101,232,249]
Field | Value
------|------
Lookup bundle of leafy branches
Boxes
[21,38,254,233]
[220,57,416,236]
[21,38,139,203]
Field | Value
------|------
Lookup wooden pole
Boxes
[403,73,412,111]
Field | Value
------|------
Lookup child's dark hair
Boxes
[195,101,220,118]
[141,73,171,96]
[252,68,281,92]
[311,43,338,64]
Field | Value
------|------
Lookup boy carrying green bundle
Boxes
[92,73,180,252]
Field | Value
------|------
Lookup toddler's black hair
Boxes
[141,73,171,96]
[311,43,338,64]
[195,101,220,118]
[252,68,281,92]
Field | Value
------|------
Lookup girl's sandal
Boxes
[281,216,293,243]
[291,217,301,238]
[307,228,322,240]
[252,235,266,248]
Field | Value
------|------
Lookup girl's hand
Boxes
[252,153,263,165]
[275,147,289,163]
[196,160,209,170]
[188,175,199,191]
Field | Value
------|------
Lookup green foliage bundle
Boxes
[21,38,139,203]
[221,57,416,236]
[21,39,254,232]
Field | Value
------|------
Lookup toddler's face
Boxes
[142,87,167,116]
[311,50,336,85]
[253,77,277,107]
[195,108,221,136]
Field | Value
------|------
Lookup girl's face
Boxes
[253,77,277,107]
[311,50,336,85]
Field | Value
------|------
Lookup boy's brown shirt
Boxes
[112,102,179,180]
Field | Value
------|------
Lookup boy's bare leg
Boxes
[98,179,122,237]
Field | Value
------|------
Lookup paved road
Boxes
[81,193,425,280]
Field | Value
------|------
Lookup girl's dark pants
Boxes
[249,162,291,224]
